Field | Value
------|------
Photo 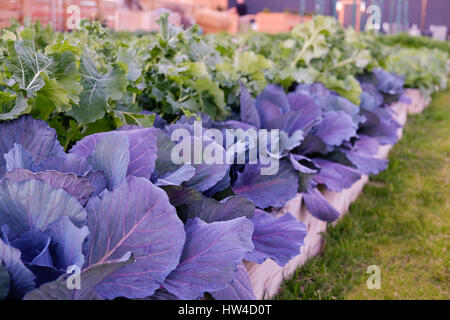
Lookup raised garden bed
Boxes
[0,15,447,301]
[245,89,430,299]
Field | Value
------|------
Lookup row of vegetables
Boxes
[0,15,448,300]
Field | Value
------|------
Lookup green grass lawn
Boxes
[277,90,450,300]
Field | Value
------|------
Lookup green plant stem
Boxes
[63,123,83,152]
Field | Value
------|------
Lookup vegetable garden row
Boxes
[0,15,448,300]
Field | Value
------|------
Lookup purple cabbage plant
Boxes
[215,84,355,222]
[358,68,409,105]
[218,77,403,222]
[0,115,307,300]
[0,68,404,300]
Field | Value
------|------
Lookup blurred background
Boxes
[0,0,448,40]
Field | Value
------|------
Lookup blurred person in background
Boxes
[233,0,248,17]
[229,0,250,32]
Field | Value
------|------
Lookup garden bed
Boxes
[245,89,430,300]
[0,15,447,301]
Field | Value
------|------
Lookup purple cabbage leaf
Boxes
[210,262,256,300]
[245,210,307,266]
[162,217,254,300]
[83,176,186,299]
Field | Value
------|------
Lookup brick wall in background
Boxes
[0,0,228,30]
[0,0,121,29]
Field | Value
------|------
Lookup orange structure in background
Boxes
[255,12,312,34]
[0,0,229,30]
[336,0,363,32]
